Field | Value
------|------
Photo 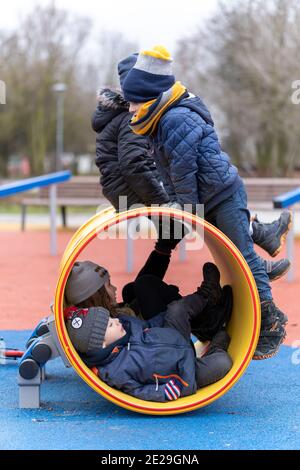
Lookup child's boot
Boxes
[192,285,233,342]
[253,300,287,360]
[252,211,292,257]
[197,262,222,306]
[208,330,231,352]
[264,258,291,282]
[154,215,191,255]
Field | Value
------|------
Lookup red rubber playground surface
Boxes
[0,229,299,344]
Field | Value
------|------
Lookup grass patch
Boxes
[0,202,97,215]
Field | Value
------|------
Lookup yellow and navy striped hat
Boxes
[122,45,175,103]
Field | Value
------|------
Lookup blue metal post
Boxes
[179,238,187,262]
[49,184,57,256]
[287,207,295,282]
[127,219,134,274]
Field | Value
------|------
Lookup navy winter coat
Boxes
[91,89,169,211]
[92,314,197,402]
[151,94,242,215]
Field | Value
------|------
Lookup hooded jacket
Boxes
[91,88,169,211]
[86,313,197,402]
[151,94,243,215]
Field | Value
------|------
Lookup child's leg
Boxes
[163,293,208,341]
[195,349,233,388]
[206,184,287,359]
[122,250,172,305]
[132,274,181,320]
[135,250,171,280]
[206,183,272,302]
[195,330,233,387]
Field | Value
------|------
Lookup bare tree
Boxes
[86,31,138,90]
[0,2,92,175]
[0,4,138,176]
[175,0,300,176]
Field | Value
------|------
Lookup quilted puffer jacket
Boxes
[88,314,197,402]
[91,88,169,211]
[151,94,242,215]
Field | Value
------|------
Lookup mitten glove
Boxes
[161,202,182,211]
[164,378,183,401]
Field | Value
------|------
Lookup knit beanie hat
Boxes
[66,306,110,354]
[122,45,175,103]
[118,53,138,89]
[65,261,109,306]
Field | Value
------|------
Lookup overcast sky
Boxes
[0,0,219,50]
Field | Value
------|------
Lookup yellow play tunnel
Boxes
[54,207,261,415]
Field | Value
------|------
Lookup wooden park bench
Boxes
[243,178,300,211]
[21,175,104,230]
[20,176,300,230]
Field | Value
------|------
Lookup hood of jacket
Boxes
[91,88,129,133]
[174,94,214,127]
[81,319,132,366]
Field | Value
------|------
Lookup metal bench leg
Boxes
[179,238,187,262]
[61,206,67,228]
[21,204,26,231]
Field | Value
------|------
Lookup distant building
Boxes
[7,155,30,178]
[77,154,97,175]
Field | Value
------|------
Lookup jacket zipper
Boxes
[153,373,189,389]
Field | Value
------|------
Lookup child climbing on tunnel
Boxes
[120,44,290,360]
[65,260,233,402]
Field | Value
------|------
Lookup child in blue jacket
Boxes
[66,263,233,402]
[121,45,288,360]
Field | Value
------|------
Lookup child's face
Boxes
[104,278,117,305]
[103,317,126,348]
[129,102,142,114]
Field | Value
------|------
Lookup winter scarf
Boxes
[129,81,188,136]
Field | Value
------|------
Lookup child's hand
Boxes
[161,201,182,211]
[164,379,183,401]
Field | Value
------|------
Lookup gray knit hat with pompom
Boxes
[66,306,109,354]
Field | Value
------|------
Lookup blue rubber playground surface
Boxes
[0,330,299,450]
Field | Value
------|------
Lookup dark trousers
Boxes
[206,184,272,302]
[132,274,181,320]
[123,250,232,388]
[122,251,216,333]
[122,250,181,320]
[163,296,233,388]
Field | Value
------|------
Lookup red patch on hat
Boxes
[64,306,89,320]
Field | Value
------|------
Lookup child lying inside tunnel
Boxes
[64,258,233,402]
[64,229,231,341]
